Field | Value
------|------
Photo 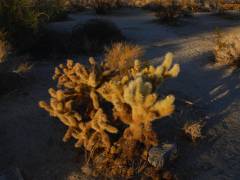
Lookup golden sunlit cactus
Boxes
[39,52,180,177]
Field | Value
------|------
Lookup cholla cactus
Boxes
[214,34,240,66]
[39,52,180,176]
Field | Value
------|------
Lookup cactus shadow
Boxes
[152,50,240,178]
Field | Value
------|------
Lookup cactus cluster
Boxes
[39,52,180,177]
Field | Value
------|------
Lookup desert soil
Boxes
[0,8,240,180]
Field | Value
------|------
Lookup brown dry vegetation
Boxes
[214,33,240,66]
[104,42,144,74]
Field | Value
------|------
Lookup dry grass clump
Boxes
[39,52,180,178]
[0,32,8,63]
[214,33,240,66]
[183,121,204,142]
[71,19,124,55]
[104,42,144,74]
[13,62,33,74]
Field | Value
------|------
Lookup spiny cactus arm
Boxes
[63,127,74,142]
[39,88,83,127]
[130,53,180,82]
[97,81,132,124]
[91,109,118,134]
[150,95,175,119]
[90,90,100,109]
[161,53,180,78]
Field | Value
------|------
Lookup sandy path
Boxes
[0,8,240,180]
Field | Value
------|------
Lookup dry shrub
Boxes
[65,0,86,12]
[13,62,33,74]
[214,33,240,66]
[92,0,118,14]
[0,0,69,52]
[71,19,124,55]
[39,52,180,178]
[153,0,193,24]
[0,0,42,49]
[34,0,69,22]
[104,42,144,74]
[183,121,204,142]
[0,32,8,63]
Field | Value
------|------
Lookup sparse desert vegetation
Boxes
[104,42,144,74]
[1,1,240,180]
[214,33,240,66]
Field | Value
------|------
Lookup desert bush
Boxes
[64,0,86,12]
[34,0,68,22]
[104,42,144,74]
[0,0,41,48]
[39,52,180,178]
[71,19,124,55]
[92,0,117,14]
[0,0,69,51]
[214,33,240,66]
[155,4,183,24]
[0,32,8,63]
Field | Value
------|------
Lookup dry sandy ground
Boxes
[0,8,240,180]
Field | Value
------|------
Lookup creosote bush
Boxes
[104,42,144,74]
[214,33,240,66]
[0,0,69,51]
[39,52,180,178]
[0,0,41,49]
[71,19,124,55]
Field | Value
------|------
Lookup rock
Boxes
[148,143,177,169]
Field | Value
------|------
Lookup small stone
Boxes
[148,143,177,169]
